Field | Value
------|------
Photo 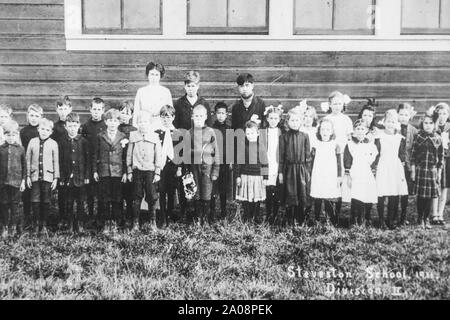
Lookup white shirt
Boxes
[324,113,353,153]
[133,84,173,129]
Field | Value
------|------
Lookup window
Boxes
[402,0,450,34]
[187,0,269,34]
[82,0,162,34]
[294,0,376,35]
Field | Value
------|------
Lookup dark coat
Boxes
[174,95,212,130]
[20,124,39,151]
[81,118,107,175]
[59,134,90,187]
[0,143,26,188]
[279,129,311,206]
[231,95,266,130]
[93,131,127,178]
[51,120,68,144]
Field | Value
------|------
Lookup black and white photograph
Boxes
[0,0,449,306]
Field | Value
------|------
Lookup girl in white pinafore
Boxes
[310,119,342,225]
[375,110,408,229]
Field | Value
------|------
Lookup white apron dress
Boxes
[376,132,408,196]
[310,140,341,199]
[346,140,379,204]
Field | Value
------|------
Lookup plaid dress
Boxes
[411,131,444,198]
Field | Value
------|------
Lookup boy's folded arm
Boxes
[154,141,163,175]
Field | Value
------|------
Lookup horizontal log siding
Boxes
[0,0,449,125]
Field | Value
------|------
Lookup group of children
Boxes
[0,68,448,238]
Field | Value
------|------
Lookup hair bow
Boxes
[263,104,284,116]
[342,94,352,105]
[320,102,330,112]
[427,105,436,117]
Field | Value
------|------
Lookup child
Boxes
[188,104,220,225]
[279,107,311,227]
[127,111,162,231]
[231,73,266,130]
[0,104,13,145]
[358,101,379,141]
[263,105,283,224]
[324,91,353,221]
[155,105,182,228]
[92,109,127,234]
[26,118,59,236]
[20,104,43,231]
[0,121,26,238]
[235,120,268,223]
[375,110,408,230]
[81,97,107,223]
[174,71,212,130]
[59,113,90,233]
[118,100,137,226]
[300,104,318,151]
[344,120,379,227]
[211,102,232,219]
[431,103,450,225]
[52,96,72,228]
[398,103,418,226]
[310,119,342,226]
[411,115,443,229]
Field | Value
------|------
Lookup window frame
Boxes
[81,0,163,35]
[186,0,269,35]
[401,0,450,35]
[293,0,376,35]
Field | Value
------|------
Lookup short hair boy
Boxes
[127,111,162,231]
[20,104,43,231]
[26,118,59,236]
[211,102,232,219]
[0,104,13,145]
[155,105,184,227]
[59,113,90,233]
[0,120,26,238]
[81,97,107,222]
[231,73,266,130]
[188,104,220,225]
[118,101,137,226]
[173,71,212,130]
[93,108,127,234]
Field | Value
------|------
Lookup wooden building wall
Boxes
[1,0,450,125]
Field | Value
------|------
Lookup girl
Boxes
[300,105,318,151]
[235,121,268,224]
[431,103,450,225]
[411,115,443,229]
[357,100,379,141]
[310,119,342,225]
[398,103,418,226]
[279,107,311,227]
[324,91,353,223]
[264,105,283,225]
[344,120,379,227]
[375,110,408,229]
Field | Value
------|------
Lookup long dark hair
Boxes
[357,98,377,130]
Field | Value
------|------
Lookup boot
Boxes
[9,225,17,237]
[102,220,111,235]
[132,217,140,232]
[40,222,48,238]
[1,226,7,239]
[149,204,157,231]
[193,200,202,225]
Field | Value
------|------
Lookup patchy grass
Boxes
[0,200,448,300]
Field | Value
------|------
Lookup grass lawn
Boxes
[0,199,448,300]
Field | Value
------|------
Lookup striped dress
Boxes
[411,131,444,198]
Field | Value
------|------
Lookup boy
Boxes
[81,97,107,223]
[119,101,137,226]
[231,73,266,130]
[211,102,232,219]
[0,121,26,238]
[127,111,162,231]
[52,96,72,228]
[92,108,127,234]
[0,104,13,145]
[20,104,43,230]
[174,71,213,130]
[59,113,90,233]
[155,105,183,228]
[26,118,59,236]
[188,104,220,225]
